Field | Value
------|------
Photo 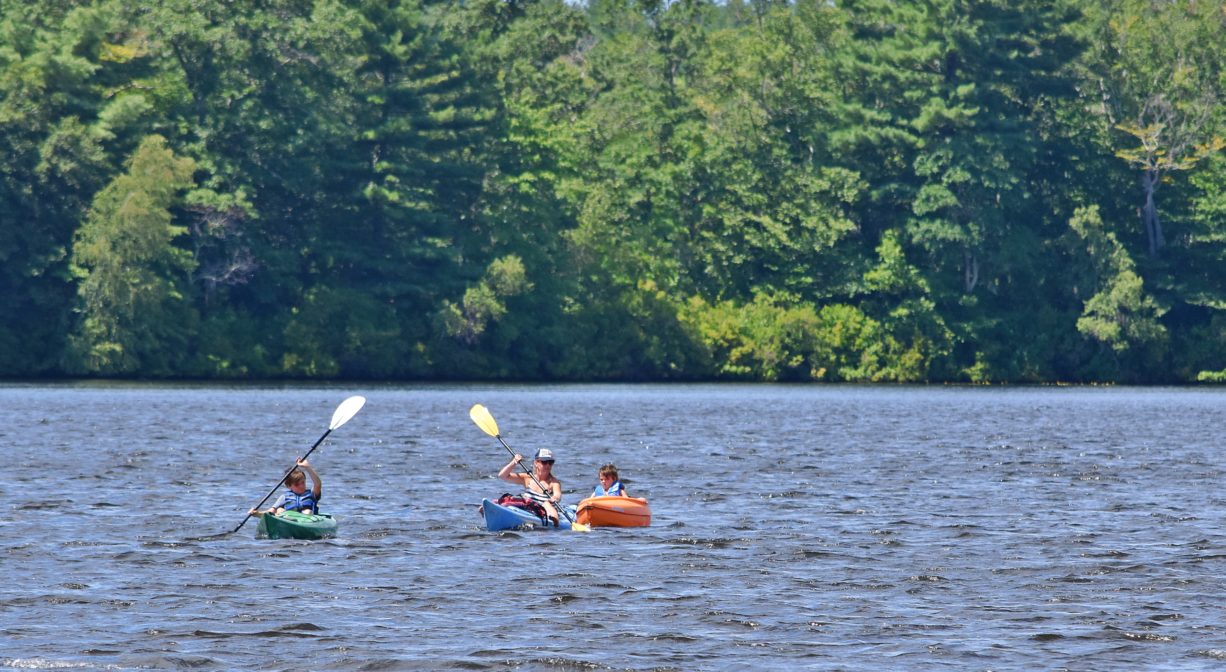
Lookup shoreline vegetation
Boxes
[4,0,1226,384]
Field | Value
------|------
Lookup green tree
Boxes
[258,0,501,378]
[859,230,954,380]
[66,135,198,375]
[437,254,533,345]
[685,0,863,301]
[844,0,1083,289]
[1155,152,1226,381]
[1067,205,1167,377]
[132,0,362,329]
[832,0,1087,380]
[1083,0,1226,256]
[563,0,705,294]
[433,0,590,367]
[0,0,141,373]
[342,0,495,301]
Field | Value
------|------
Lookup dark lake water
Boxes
[3,383,1226,670]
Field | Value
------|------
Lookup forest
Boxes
[3,0,1226,382]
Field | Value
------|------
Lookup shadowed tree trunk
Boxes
[1141,168,1163,255]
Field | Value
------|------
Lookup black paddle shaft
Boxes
[495,434,578,525]
[231,428,333,534]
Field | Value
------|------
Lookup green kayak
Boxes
[256,511,338,540]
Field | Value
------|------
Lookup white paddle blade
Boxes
[329,395,367,430]
[469,404,500,437]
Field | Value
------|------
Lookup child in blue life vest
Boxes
[591,463,629,498]
[249,458,322,517]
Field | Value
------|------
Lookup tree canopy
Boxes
[2,0,1225,382]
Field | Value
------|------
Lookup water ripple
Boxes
[4,384,1226,670]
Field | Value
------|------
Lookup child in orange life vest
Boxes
[591,463,629,497]
[499,449,562,525]
[249,458,322,517]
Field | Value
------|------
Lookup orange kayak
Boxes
[575,496,652,527]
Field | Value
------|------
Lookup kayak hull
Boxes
[576,496,651,527]
[257,511,338,540]
[480,498,573,531]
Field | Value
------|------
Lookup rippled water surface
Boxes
[3,383,1226,670]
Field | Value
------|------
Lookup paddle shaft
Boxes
[495,434,578,525]
[231,427,333,534]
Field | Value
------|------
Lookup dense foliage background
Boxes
[3,0,1225,382]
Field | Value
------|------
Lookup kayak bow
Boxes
[575,496,652,527]
[256,511,338,540]
[480,498,576,532]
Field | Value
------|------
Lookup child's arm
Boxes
[252,492,287,516]
[299,459,322,501]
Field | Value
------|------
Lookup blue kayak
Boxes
[479,498,576,531]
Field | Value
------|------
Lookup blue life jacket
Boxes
[273,489,318,513]
[592,480,625,497]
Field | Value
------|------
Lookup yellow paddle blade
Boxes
[571,522,591,532]
[469,404,500,437]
